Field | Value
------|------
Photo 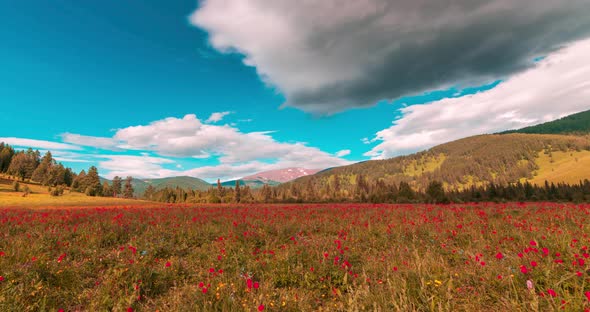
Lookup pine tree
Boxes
[123,176,134,198]
[7,151,38,181]
[112,176,122,197]
[72,170,86,191]
[144,185,155,200]
[84,166,102,196]
[0,143,15,173]
[102,181,112,197]
[234,180,241,203]
[32,151,54,185]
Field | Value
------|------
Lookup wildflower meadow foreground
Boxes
[1,203,590,311]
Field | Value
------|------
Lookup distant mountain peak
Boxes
[243,167,321,183]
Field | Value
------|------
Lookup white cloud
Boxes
[62,114,351,180]
[0,137,81,151]
[365,38,590,159]
[190,0,590,113]
[335,149,351,157]
[60,133,119,150]
[98,155,176,179]
[206,111,232,123]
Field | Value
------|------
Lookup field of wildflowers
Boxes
[1,203,589,311]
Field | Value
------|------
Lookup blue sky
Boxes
[1,1,589,181]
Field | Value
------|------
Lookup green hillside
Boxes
[502,109,590,134]
[217,179,281,189]
[101,176,211,197]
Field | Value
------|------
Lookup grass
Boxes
[0,175,148,208]
[530,150,590,185]
[1,203,589,311]
[403,153,447,177]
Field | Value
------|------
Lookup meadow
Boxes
[0,203,589,311]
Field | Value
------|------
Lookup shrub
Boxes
[12,181,20,192]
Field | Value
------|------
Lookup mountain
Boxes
[283,133,590,200]
[243,168,321,183]
[101,176,211,197]
[502,109,590,135]
[216,179,281,189]
[282,110,590,198]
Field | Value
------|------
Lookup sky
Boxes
[1,0,590,181]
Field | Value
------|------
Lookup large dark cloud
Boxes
[191,0,590,113]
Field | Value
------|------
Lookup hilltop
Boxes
[502,109,590,135]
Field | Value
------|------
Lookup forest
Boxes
[3,140,590,205]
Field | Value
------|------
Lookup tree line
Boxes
[0,142,134,198]
[140,175,590,204]
[4,141,590,204]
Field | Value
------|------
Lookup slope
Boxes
[101,176,211,197]
[502,109,590,135]
[284,133,590,198]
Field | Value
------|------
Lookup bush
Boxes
[50,185,65,197]
[22,185,31,197]
[12,181,20,192]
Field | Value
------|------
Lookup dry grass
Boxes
[530,150,590,185]
[0,176,148,208]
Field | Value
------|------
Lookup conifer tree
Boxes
[123,176,134,198]
[112,176,122,197]
[234,180,241,203]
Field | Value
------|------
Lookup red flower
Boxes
[253,281,260,289]
[0,276,4,282]
[202,287,208,294]
[57,253,66,263]
[165,261,171,267]
[127,308,133,312]
[547,289,557,297]
[247,278,253,289]
[530,240,537,246]
[520,265,528,274]
[578,259,585,266]
[585,291,590,302]
[530,261,537,267]
[495,252,503,260]
[258,304,265,311]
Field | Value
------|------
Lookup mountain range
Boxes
[101,168,319,196]
[282,109,590,194]
[103,109,590,197]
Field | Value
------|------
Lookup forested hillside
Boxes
[502,109,590,134]
[280,133,590,201]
